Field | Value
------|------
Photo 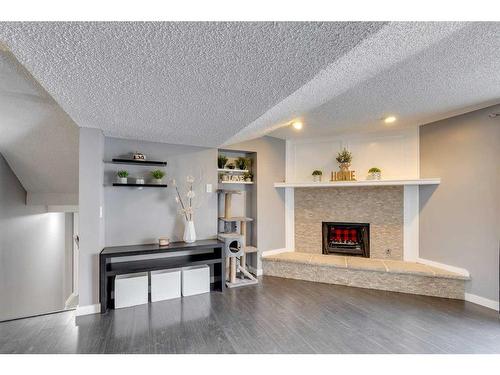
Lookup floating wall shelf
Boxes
[218,168,249,173]
[220,181,254,185]
[110,158,167,166]
[111,183,168,188]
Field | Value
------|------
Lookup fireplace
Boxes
[322,222,370,257]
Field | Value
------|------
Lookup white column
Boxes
[403,185,419,261]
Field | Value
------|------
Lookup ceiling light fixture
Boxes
[383,116,397,124]
[292,121,303,130]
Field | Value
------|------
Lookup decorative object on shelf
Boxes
[218,154,228,169]
[173,175,197,243]
[367,167,382,180]
[333,148,356,181]
[336,148,353,171]
[136,178,145,184]
[158,237,170,246]
[116,170,129,184]
[133,151,146,161]
[226,163,235,169]
[243,172,253,182]
[221,174,229,182]
[312,170,323,182]
[151,169,166,184]
[235,156,250,170]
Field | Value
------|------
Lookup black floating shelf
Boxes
[111,158,167,166]
[112,183,168,188]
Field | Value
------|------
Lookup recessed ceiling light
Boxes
[292,121,303,130]
[383,116,397,124]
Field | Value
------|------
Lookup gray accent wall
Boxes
[419,104,500,302]
[0,153,73,321]
[225,136,286,261]
[104,137,218,246]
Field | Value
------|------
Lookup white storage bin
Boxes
[182,265,210,297]
[151,268,181,302]
[114,272,148,309]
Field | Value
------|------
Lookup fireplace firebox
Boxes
[322,222,370,257]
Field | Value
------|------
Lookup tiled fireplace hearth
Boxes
[295,186,403,259]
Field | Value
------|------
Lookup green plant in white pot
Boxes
[312,170,323,182]
[368,167,381,180]
[151,170,166,184]
[116,170,129,184]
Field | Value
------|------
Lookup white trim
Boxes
[417,257,470,278]
[262,248,291,257]
[403,185,419,261]
[285,188,295,251]
[465,293,499,311]
[76,304,101,316]
[274,178,440,188]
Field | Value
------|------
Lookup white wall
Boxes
[0,153,73,321]
[286,128,419,182]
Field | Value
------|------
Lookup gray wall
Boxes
[78,127,105,307]
[419,104,500,302]
[0,153,72,321]
[225,136,286,263]
[104,137,218,246]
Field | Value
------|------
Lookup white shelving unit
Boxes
[221,181,254,185]
[217,168,249,173]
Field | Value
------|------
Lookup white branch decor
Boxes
[172,175,197,242]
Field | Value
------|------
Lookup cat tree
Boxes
[217,189,258,288]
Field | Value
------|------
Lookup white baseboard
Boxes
[262,248,291,257]
[76,304,101,316]
[465,293,499,311]
[417,257,470,278]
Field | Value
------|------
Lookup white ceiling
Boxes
[264,22,500,141]
[0,22,385,147]
[0,50,79,198]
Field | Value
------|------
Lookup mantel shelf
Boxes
[274,178,441,188]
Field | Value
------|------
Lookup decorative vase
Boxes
[117,177,127,184]
[368,172,381,180]
[153,178,163,184]
[136,178,145,184]
[339,162,351,172]
[312,175,322,182]
[183,220,196,243]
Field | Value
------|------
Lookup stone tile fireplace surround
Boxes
[295,186,403,260]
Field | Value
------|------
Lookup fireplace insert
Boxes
[322,222,370,257]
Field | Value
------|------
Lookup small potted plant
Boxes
[218,154,228,169]
[116,170,129,184]
[235,157,249,170]
[336,148,352,171]
[226,163,235,170]
[312,170,323,182]
[151,170,166,184]
[243,172,253,182]
[368,167,382,180]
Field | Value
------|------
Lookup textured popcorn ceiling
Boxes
[0,22,385,147]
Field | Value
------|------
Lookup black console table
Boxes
[99,239,225,313]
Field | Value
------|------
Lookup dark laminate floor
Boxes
[1,276,499,354]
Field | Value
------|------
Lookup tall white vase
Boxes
[183,220,196,243]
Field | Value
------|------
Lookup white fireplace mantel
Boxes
[274,178,440,188]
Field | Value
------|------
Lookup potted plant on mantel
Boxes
[151,170,166,184]
[312,170,323,182]
[336,148,352,171]
[116,170,129,184]
[368,167,382,180]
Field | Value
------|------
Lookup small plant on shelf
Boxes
[116,170,129,184]
[243,172,253,182]
[368,167,382,180]
[235,157,250,170]
[151,170,166,183]
[218,154,228,169]
[312,170,323,182]
[336,148,352,171]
